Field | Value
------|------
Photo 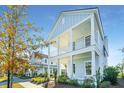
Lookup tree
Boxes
[116,61,124,79]
[118,48,124,78]
[103,66,119,85]
[0,6,43,88]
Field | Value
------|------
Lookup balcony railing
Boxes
[49,36,91,57]
[73,36,91,51]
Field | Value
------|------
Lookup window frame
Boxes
[85,61,92,76]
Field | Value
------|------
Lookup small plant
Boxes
[100,81,111,88]
[103,66,119,85]
[58,75,68,84]
[82,77,95,88]
[67,79,79,86]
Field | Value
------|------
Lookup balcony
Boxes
[73,35,91,51]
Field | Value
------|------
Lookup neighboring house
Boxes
[47,8,108,83]
[26,52,57,77]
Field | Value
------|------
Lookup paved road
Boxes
[0,77,31,86]
[117,78,124,88]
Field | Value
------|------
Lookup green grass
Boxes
[118,73,124,78]
[0,75,7,82]
[0,83,24,88]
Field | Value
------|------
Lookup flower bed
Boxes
[31,77,49,85]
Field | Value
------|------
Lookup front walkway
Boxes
[19,82,43,88]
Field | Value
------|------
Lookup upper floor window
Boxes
[72,42,75,50]
[85,35,91,47]
[85,61,92,75]
[103,46,106,57]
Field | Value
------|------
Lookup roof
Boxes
[47,7,105,41]
[34,52,48,59]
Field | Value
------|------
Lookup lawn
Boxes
[0,75,7,82]
[0,83,24,88]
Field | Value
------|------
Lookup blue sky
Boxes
[27,5,124,66]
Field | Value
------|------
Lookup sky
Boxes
[21,5,124,66]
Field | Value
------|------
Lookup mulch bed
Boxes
[47,78,124,88]
[47,81,79,88]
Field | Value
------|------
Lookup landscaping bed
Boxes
[31,77,49,85]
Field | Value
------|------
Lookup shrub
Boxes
[31,77,49,84]
[82,77,95,88]
[103,67,119,85]
[67,79,79,86]
[58,75,68,84]
[100,81,111,88]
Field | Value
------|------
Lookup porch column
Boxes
[70,29,72,51]
[48,45,50,78]
[70,55,73,79]
[57,59,60,77]
[91,14,95,45]
[91,50,96,77]
[57,37,59,55]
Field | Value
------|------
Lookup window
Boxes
[103,46,106,57]
[73,64,75,74]
[72,42,75,50]
[85,35,91,47]
[45,59,47,63]
[50,69,53,74]
[85,62,92,75]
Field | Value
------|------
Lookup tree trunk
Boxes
[7,70,10,88]
[10,72,13,88]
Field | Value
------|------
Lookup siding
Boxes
[50,13,90,39]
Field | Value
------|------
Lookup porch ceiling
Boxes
[59,56,70,64]
[72,52,91,60]
[72,19,91,41]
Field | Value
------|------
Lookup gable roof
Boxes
[48,8,104,41]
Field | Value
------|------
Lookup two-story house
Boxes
[47,8,108,83]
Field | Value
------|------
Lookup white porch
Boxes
[48,51,100,81]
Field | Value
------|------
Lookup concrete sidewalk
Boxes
[19,82,44,88]
[19,82,43,88]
